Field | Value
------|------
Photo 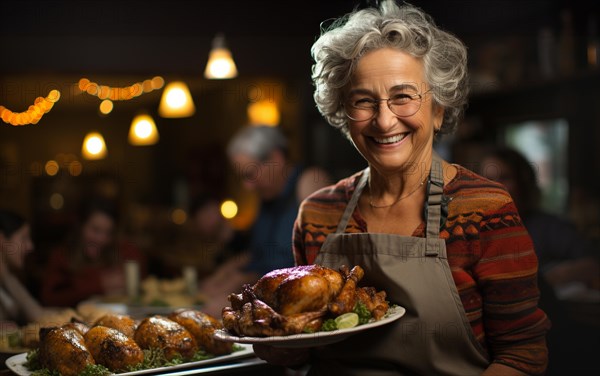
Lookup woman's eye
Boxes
[353,98,376,107]
[390,94,412,104]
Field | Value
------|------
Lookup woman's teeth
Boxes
[373,133,407,144]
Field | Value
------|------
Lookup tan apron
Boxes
[310,154,490,375]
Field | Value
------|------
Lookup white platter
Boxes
[5,343,254,376]
[214,305,406,348]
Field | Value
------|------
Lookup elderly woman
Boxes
[254,1,550,375]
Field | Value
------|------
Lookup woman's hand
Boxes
[252,344,310,367]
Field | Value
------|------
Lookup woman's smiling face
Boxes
[345,47,443,175]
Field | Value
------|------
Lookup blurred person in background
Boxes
[0,209,44,324]
[198,125,331,316]
[156,193,249,279]
[480,146,599,290]
[40,196,147,307]
[480,146,599,375]
[188,193,248,269]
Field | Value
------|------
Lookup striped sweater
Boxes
[293,165,551,375]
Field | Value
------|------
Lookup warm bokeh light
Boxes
[129,114,159,145]
[78,77,164,102]
[151,76,165,90]
[247,100,280,126]
[158,81,195,118]
[171,208,187,225]
[99,99,114,115]
[166,88,186,108]
[69,161,83,176]
[220,200,238,219]
[82,132,107,160]
[205,49,238,79]
[44,160,59,176]
[204,33,238,79]
[49,193,64,210]
[0,89,60,126]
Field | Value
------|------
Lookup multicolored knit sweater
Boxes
[293,165,551,375]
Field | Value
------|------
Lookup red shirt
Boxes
[293,165,551,375]
[41,240,146,308]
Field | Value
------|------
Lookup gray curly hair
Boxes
[227,125,288,161]
[311,0,468,138]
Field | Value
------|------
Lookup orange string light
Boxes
[78,76,164,101]
[0,89,60,126]
[0,76,164,126]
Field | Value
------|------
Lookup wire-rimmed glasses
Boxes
[344,89,432,121]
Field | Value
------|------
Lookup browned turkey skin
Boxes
[133,315,198,361]
[84,326,144,372]
[94,313,138,338]
[35,309,233,374]
[222,264,389,336]
[38,326,95,376]
[168,308,234,356]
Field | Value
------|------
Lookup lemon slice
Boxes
[334,312,359,329]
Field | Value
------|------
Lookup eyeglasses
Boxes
[344,89,432,121]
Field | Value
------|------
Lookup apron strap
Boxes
[425,152,444,255]
[335,167,369,234]
[335,151,445,239]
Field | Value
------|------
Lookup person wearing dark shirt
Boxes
[198,125,330,317]
[480,147,598,286]
[480,146,599,375]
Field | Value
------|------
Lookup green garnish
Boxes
[31,369,60,376]
[25,348,41,370]
[352,301,372,325]
[318,301,376,332]
[25,344,245,375]
[321,319,337,331]
[78,365,111,376]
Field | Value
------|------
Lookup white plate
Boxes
[214,305,406,348]
[5,343,254,376]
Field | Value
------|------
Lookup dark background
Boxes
[1,0,599,273]
[1,1,599,374]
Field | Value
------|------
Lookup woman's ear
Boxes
[433,104,444,132]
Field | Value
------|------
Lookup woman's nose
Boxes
[372,101,398,132]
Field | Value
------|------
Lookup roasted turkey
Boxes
[84,325,144,372]
[61,318,90,336]
[134,315,198,361]
[94,313,138,338]
[38,326,95,376]
[222,264,389,336]
[168,308,234,356]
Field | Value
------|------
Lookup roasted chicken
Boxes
[38,326,95,376]
[62,318,90,336]
[134,315,198,361]
[94,313,138,338]
[84,326,144,372]
[168,308,234,356]
[222,264,389,336]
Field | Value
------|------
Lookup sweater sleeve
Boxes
[476,200,551,375]
[292,213,307,267]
